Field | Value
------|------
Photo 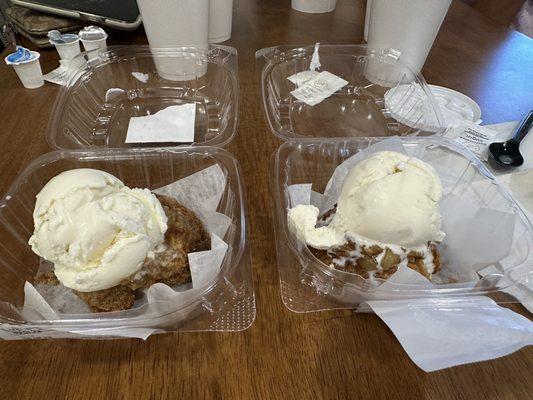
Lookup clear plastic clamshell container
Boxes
[47,45,239,149]
[0,147,255,338]
[257,44,446,140]
[272,136,533,312]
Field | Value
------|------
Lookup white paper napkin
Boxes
[367,296,533,372]
[125,104,196,143]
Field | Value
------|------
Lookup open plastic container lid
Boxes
[272,136,533,312]
[256,44,447,140]
[47,45,239,149]
[0,146,255,337]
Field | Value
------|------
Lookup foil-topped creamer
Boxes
[78,26,107,41]
[5,46,35,64]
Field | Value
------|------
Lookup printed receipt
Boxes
[445,122,499,159]
[290,71,348,106]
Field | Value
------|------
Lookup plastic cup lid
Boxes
[384,84,482,132]
[4,46,39,65]
[79,26,107,41]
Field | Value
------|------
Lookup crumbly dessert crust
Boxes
[310,207,442,281]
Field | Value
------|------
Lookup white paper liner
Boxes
[125,104,196,143]
[367,296,533,372]
[287,137,519,294]
[19,164,232,339]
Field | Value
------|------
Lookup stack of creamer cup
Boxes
[4,26,108,89]
[48,26,108,63]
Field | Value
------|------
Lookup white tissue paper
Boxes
[309,42,321,71]
[132,71,149,83]
[368,297,533,372]
[4,164,232,340]
[125,104,196,143]
[443,122,499,159]
[477,121,533,312]
[286,137,533,370]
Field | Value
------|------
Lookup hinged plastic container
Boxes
[0,147,255,338]
[256,44,446,140]
[272,136,533,312]
[47,45,239,149]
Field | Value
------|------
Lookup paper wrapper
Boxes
[18,164,232,339]
[287,137,533,371]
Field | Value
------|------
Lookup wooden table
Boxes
[0,1,532,398]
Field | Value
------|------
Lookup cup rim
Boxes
[52,38,81,46]
[80,34,108,42]
[4,50,40,66]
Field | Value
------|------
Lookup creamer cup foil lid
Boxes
[79,26,107,41]
[5,46,38,65]
[48,30,79,44]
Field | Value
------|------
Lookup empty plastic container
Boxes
[47,45,239,149]
[257,44,446,140]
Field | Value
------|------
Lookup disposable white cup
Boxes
[363,0,372,42]
[209,0,233,43]
[6,51,44,89]
[53,39,81,61]
[291,0,337,13]
[366,0,451,75]
[81,37,108,60]
[136,0,209,80]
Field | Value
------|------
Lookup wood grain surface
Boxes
[0,1,532,399]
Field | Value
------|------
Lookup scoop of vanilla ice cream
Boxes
[29,169,168,292]
[288,151,444,249]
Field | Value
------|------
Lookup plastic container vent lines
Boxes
[272,137,533,313]
[46,45,239,150]
[256,44,446,140]
[0,147,254,334]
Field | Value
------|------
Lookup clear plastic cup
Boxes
[209,0,233,43]
[291,0,337,13]
[5,50,44,89]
